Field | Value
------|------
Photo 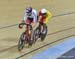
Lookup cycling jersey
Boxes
[23,9,37,24]
[39,10,52,24]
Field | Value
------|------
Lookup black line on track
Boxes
[0,12,75,59]
[15,27,75,59]
[52,12,75,18]
[0,24,18,29]
[0,27,75,53]
[47,27,75,36]
[0,12,75,29]
[0,45,17,53]
[16,35,75,59]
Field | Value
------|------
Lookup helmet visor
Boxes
[42,13,47,16]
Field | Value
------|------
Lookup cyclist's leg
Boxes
[28,28,33,46]
[26,25,33,46]
[39,22,44,32]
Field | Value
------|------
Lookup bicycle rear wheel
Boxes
[33,27,40,43]
[41,25,47,41]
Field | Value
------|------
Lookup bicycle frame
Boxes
[39,22,45,33]
[19,23,32,41]
[18,23,33,51]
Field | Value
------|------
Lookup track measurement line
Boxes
[16,35,75,59]
[0,12,75,29]
[0,27,75,53]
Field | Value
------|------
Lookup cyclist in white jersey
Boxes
[19,7,38,40]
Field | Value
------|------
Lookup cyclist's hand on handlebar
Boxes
[18,23,23,29]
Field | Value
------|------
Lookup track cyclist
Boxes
[19,6,38,41]
[38,8,52,33]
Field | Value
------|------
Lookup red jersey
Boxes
[39,11,46,23]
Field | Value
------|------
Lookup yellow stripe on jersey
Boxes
[44,10,52,24]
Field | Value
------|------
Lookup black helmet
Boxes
[26,7,32,13]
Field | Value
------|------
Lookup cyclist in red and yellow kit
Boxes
[36,8,52,40]
[38,8,52,24]
[38,9,52,33]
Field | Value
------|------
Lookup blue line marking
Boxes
[29,37,75,59]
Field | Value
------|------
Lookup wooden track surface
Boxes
[0,0,75,59]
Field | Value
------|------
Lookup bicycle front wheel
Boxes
[18,32,25,51]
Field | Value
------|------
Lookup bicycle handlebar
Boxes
[19,23,32,29]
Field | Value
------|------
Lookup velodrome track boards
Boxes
[0,0,75,59]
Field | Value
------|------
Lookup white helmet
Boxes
[41,9,47,14]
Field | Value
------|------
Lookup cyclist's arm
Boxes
[38,11,42,22]
[44,11,52,23]
[33,9,38,22]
